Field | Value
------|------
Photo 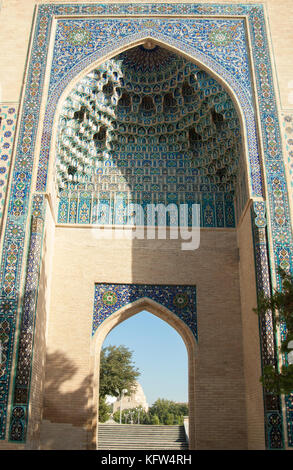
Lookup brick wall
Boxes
[41,226,249,449]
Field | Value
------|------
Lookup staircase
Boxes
[98,424,188,450]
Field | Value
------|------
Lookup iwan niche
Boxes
[56,44,247,227]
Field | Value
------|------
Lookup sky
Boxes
[102,310,188,406]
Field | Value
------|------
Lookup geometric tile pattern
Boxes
[58,190,236,228]
[0,4,291,447]
[9,197,45,442]
[281,113,293,191]
[56,48,244,228]
[272,113,293,447]
[0,105,17,224]
[249,12,293,448]
[251,202,284,449]
[50,17,252,100]
[93,283,197,339]
[285,394,293,447]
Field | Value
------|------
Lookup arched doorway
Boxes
[90,297,197,449]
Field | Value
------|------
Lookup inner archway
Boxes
[91,297,197,450]
[99,310,189,448]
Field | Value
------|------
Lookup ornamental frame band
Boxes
[0,3,292,448]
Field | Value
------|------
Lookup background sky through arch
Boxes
[102,310,188,406]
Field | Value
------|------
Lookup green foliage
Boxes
[99,345,140,398]
[151,414,160,425]
[255,267,293,395]
[260,364,293,395]
[148,399,188,425]
[99,395,112,423]
[165,412,174,425]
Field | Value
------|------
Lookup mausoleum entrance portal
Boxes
[4,6,290,450]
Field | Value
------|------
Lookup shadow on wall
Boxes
[40,351,93,450]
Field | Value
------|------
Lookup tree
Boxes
[151,414,160,425]
[255,267,293,395]
[98,395,112,423]
[165,412,174,425]
[148,398,188,425]
[99,345,140,399]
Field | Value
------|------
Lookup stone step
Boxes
[99,430,185,434]
[98,424,188,450]
[99,433,186,437]
[99,446,189,449]
[99,434,186,437]
[99,444,187,448]
[99,442,188,446]
[99,433,185,436]
[99,425,184,428]
[99,446,189,450]
[99,439,187,443]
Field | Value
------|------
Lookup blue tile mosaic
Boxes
[93,283,197,339]
[251,202,284,449]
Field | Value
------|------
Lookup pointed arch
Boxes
[89,297,197,450]
[41,32,259,201]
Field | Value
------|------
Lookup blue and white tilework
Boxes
[9,213,44,442]
[93,283,197,339]
[251,202,284,449]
